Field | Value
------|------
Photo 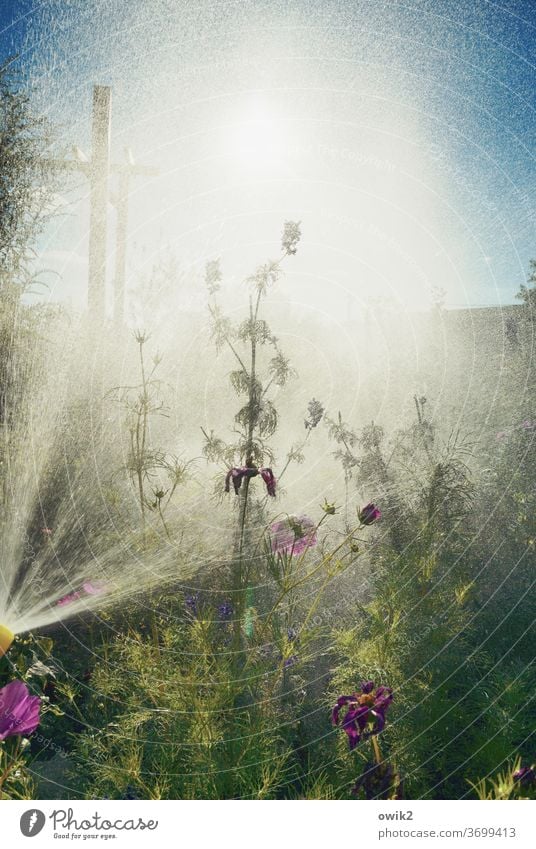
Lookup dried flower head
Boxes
[282,220,301,255]
[304,398,324,430]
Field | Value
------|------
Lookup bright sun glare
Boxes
[225,101,287,172]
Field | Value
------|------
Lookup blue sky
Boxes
[1,0,535,316]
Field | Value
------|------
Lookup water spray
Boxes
[0,624,14,657]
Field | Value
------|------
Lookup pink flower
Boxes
[260,468,276,497]
[358,503,381,526]
[56,591,82,606]
[56,580,108,606]
[269,515,317,556]
[82,581,107,596]
[0,680,41,740]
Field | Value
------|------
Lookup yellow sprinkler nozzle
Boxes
[0,624,14,657]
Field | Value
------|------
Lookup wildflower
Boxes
[358,503,381,525]
[322,499,337,515]
[521,420,535,430]
[0,680,41,740]
[496,431,507,441]
[513,765,536,785]
[185,594,199,615]
[82,581,107,596]
[287,627,298,642]
[41,527,52,537]
[260,468,276,497]
[56,581,107,606]
[225,464,276,497]
[283,655,299,669]
[304,398,324,430]
[56,591,82,606]
[332,680,393,750]
[217,601,233,620]
[269,515,317,556]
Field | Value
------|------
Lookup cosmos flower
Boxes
[56,580,108,607]
[56,591,82,606]
[269,515,317,556]
[82,581,107,596]
[358,503,382,526]
[260,468,276,497]
[332,680,393,750]
[225,464,276,497]
[0,680,41,740]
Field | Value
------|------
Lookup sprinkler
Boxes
[0,624,14,657]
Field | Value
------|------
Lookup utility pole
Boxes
[50,85,157,323]
[87,85,111,320]
[112,148,158,325]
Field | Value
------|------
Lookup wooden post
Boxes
[88,85,111,319]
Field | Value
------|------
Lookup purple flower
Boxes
[332,681,393,750]
[185,594,199,615]
[260,468,276,497]
[0,680,41,740]
[269,515,317,556]
[225,464,276,497]
[513,765,536,785]
[358,503,382,526]
[283,654,299,669]
[521,420,534,430]
[217,601,233,620]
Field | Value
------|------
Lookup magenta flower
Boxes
[260,468,276,497]
[0,680,41,740]
[269,515,317,556]
[358,503,381,526]
[56,590,82,606]
[225,464,276,497]
[332,680,393,750]
[56,580,108,606]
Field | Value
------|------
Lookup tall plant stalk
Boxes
[203,222,302,653]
